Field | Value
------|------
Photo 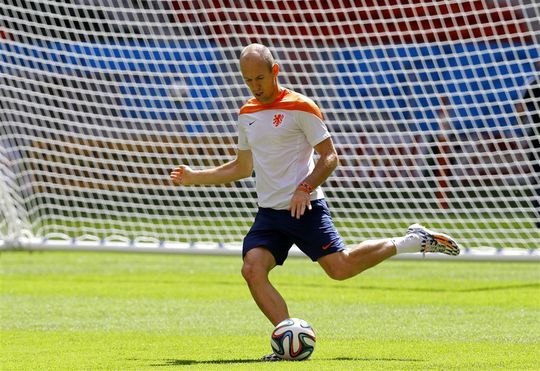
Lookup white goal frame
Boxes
[1,1,539,261]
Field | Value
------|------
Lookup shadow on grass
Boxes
[151,357,424,366]
[152,359,260,366]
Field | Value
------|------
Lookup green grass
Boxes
[1,251,539,370]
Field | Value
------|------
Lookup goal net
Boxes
[1,0,539,255]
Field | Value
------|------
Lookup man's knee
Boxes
[323,265,351,281]
[241,260,264,282]
[241,248,275,283]
[318,251,356,281]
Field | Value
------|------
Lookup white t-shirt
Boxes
[237,88,331,209]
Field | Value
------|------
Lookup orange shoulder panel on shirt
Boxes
[239,89,323,119]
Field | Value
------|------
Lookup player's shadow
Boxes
[152,359,262,366]
[152,357,423,366]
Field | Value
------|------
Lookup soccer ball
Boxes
[270,318,316,361]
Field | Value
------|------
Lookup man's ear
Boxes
[272,63,279,77]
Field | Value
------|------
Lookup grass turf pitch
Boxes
[1,251,538,370]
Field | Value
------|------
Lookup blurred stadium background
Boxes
[1,0,539,257]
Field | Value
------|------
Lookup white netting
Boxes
[1,0,539,250]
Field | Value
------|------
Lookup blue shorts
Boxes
[242,199,346,265]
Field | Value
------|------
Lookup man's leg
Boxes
[318,224,460,280]
[318,239,395,280]
[241,247,289,326]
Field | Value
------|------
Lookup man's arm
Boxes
[288,137,338,218]
[170,149,253,186]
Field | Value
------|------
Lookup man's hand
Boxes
[288,183,313,219]
[170,165,194,185]
[286,138,337,219]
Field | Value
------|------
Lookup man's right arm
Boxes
[170,149,253,186]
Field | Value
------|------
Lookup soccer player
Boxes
[170,43,460,361]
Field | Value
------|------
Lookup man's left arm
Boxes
[288,137,339,219]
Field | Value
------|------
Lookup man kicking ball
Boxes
[170,43,460,361]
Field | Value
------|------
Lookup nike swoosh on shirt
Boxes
[248,121,256,126]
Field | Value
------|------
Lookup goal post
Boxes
[1,0,539,259]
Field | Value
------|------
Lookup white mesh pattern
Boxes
[1,0,538,249]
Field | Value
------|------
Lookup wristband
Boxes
[297,181,314,194]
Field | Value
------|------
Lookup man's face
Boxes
[240,56,278,104]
